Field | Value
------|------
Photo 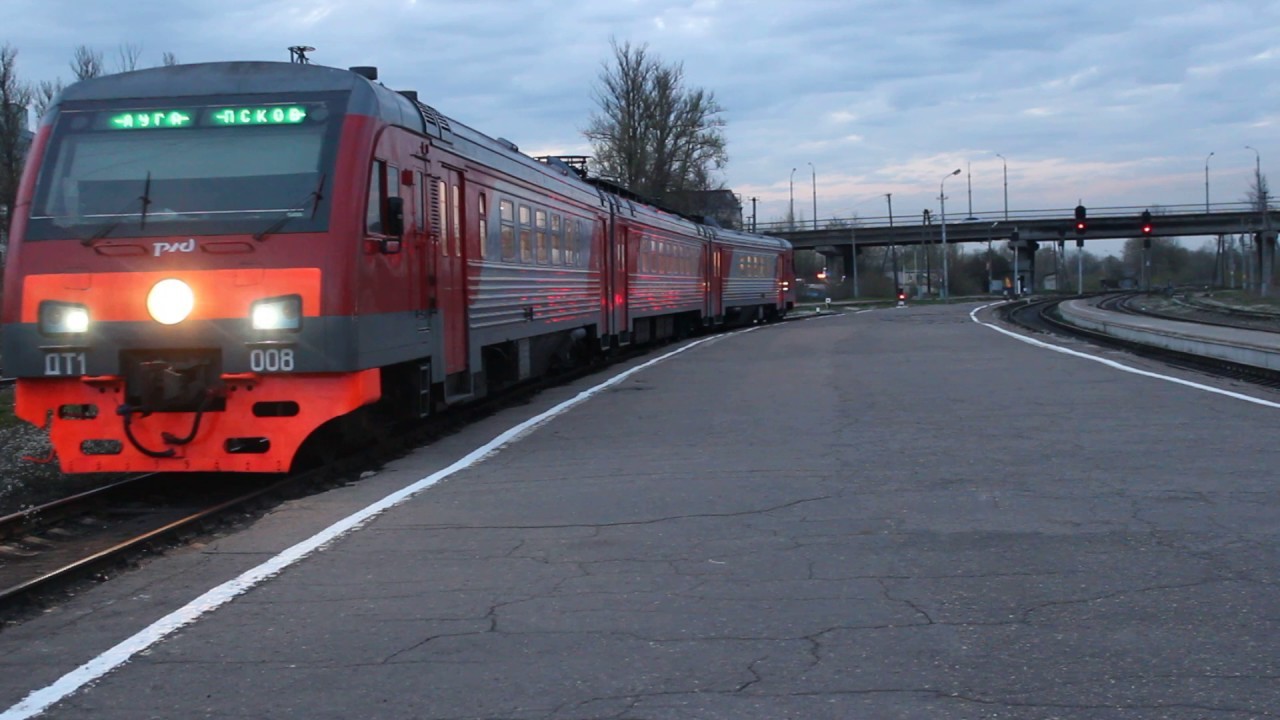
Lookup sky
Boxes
[4,0,1278,256]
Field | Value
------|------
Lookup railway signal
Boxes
[1141,210,1153,236]
[1074,205,1087,235]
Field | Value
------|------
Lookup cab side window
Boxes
[366,160,387,234]
[365,161,399,235]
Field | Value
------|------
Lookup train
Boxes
[1,60,795,474]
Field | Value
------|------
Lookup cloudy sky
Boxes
[4,0,1278,252]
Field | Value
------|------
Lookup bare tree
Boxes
[161,51,179,67]
[0,44,33,246]
[1247,173,1271,211]
[33,78,64,121]
[584,40,727,204]
[71,45,104,80]
[1240,173,1273,294]
[114,43,143,73]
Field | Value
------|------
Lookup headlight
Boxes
[251,295,302,331]
[39,301,90,334]
[147,278,195,325]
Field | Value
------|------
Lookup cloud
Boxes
[2,0,1277,241]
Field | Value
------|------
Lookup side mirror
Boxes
[384,196,405,238]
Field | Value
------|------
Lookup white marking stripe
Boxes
[970,302,1280,410]
[0,332,740,720]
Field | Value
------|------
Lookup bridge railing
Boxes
[754,201,1274,234]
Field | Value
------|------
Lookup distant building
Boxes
[662,189,743,231]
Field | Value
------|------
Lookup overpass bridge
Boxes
[760,202,1279,251]
[760,201,1280,296]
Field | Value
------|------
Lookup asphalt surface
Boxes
[1,302,1278,719]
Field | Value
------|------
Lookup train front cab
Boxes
[6,267,384,473]
[0,63,407,473]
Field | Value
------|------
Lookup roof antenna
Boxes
[288,46,315,64]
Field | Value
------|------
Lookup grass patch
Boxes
[0,387,21,431]
[1200,289,1280,311]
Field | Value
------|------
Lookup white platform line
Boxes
[0,332,735,720]
[970,302,1280,410]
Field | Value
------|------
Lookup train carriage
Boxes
[714,228,795,324]
[1,60,793,474]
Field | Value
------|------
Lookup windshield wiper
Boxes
[253,173,327,243]
[81,172,152,247]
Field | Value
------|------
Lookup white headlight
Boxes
[146,278,195,325]
[64,307,90,332]
[38,302,91,334]
[251,295,302,331]
[253,304,284,329]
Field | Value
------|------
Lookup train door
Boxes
[707,239,724,324]
[364,157,411,319]
[410,170,431,333]
[598,217,612,345]
[436,166,470,389]
[614,222,630,344]
[600,199,628,345]
[700,231,713,322]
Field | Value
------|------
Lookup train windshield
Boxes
[26,92,346,241]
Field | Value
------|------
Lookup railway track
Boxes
[0,472,305,619]
[1114,292,1280,333]
[1003,294,1280,389]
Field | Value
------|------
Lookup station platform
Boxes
[2,302,1279,718]
[1058,297,1280,371]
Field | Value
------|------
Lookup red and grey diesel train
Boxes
[1,61,795,474]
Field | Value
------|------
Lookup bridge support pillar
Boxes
[839,244,857,298]
[1010,241,1038,294]
[1259,232,1275,296]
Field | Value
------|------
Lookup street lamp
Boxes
[940,168,961,300]
[995,153,1008,220]
[886,193,897,289]
[1246,145,1269,294]
[807,162,817,229]
[1204,151,1214,212]
[789,167,796,229]
[1246,146,1263,200]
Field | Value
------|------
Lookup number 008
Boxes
[249,348,295,372]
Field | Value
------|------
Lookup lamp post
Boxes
[995,153,1008,220]
[986,221,997,292]
[966,161,974,218]
[1246,146,1262,187]
[1246,145,1269,294]
[1204,151,1214,212]
[1205,150,1218,284]
[807,162,817,229]
[789,167,796,229]
[940,168,961,300]
[886,193,897,289]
